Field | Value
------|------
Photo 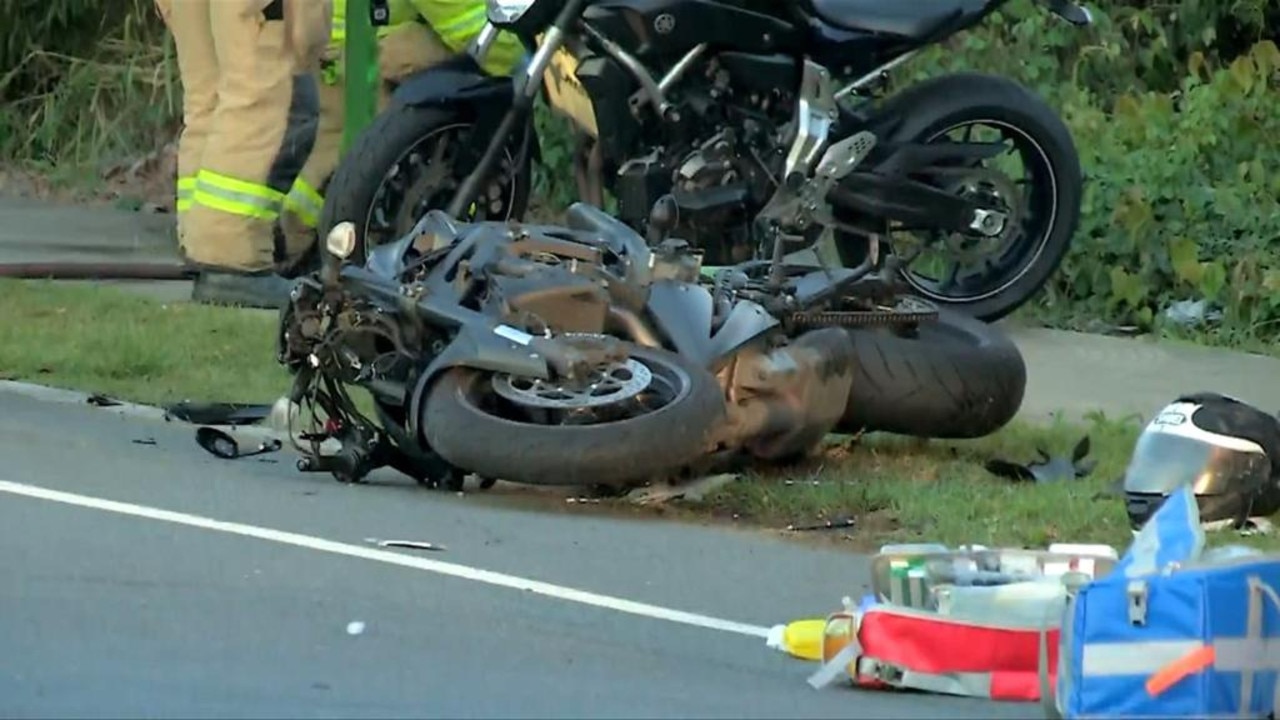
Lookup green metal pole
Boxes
[341,0,380,154]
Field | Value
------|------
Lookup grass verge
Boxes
[3,279,1276,552]
[0,279,289,405]
[696,419,1140,548]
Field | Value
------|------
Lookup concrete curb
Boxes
[0,380,305,448]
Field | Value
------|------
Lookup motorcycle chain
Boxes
[787,304,940,329]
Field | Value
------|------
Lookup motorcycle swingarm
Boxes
[828,172,994,235]
[872,139,1009,176]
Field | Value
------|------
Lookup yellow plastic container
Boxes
[766,618,829,661]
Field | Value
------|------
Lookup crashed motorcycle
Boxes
[321,0,1091,322]
[277,201,1025,489]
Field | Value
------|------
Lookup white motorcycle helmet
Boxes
[1122,393,1280,530]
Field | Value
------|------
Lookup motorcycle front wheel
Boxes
[319,103,533,265]
[837,72,1083,322]
[420,345,726,487]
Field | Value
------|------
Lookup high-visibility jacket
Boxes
[406,0,524,76]
[331,0,524,77]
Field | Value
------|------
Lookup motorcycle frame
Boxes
[439,0,1091,270]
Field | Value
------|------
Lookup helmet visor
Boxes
[1122,431,1268,496]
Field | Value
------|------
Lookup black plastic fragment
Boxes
[985,435,1097,484]
[167,401,272,426]
[195,426,282,460]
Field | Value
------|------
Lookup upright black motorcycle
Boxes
[321,0,1092,321]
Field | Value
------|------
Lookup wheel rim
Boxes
[360,123,521,254]
[466,350,693,428]
[894,119,1059,305]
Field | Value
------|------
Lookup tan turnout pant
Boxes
[278,21,452,264]
[157,0,327,273]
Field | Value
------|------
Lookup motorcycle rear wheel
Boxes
[837,72,1083,322]
[838,308,1026,439]
[421,345,726,487]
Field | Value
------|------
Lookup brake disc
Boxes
[492,358,653,410]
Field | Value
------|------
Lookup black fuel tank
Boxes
[583,0,804,58]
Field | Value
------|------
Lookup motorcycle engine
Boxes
[614,125,776,266]
[668,128,774,265]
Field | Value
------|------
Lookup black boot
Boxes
[191,271,295,309]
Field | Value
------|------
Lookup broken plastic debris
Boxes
[984,435,1096,483]
[346,621,365,636]
[1201,516,1275,536]
[1164,299,1223,327]
[167,401,273,426]
[786,517,855,532]
[626,473,738,505]
[195,426,282,460]
[87,393,121,407]
[766,618,827,661]
[372,539,446,552]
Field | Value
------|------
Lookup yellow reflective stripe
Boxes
[197,169,284,204]
[176,176,196,212]
[283,178,325,228]
[192,170,283,221]
[436,5,488,48]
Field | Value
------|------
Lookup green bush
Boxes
[1051,43,1280,342]
[4,0,1279,345]
[894,0,1280,344]
[0,0,178,175]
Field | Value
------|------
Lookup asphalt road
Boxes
[0,389,1042,719]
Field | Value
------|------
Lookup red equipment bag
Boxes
[857,603,1060,701]
[807,545,1118,702]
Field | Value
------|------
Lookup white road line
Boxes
[0,479,772,639]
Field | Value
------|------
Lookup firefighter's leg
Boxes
[279,75,345,268]
[375,22,453,110]
[186,0,319,275]
[161,0,219,247]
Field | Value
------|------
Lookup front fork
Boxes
[444,5,583,218]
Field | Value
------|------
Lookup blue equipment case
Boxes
[1043,486,1280,718]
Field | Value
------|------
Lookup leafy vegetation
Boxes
[3,0,1278,345]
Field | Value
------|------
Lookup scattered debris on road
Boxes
[131,437,157,446]
[786,517,855,532]
[194,426,282,460]
[345,621,365,636]
[984,434,1096,483]
[366,538,447,552]
[625,473,739,505]
[166,401,273,426]
[86,393,121,407]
